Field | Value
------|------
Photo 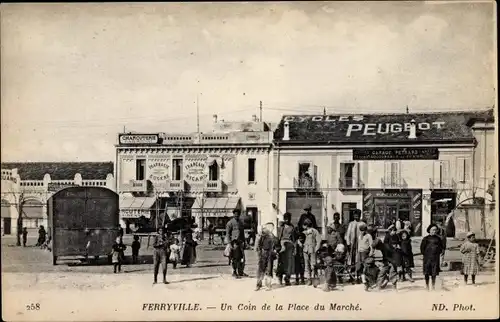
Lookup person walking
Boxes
[460,232,481,285]
[420,224,445,291]
[297,205,318,232]
[22,227,28,247]
[276,212,296,286]
[207,222,215,245]
[37,225,47,247]
[152,227,169,284]
[225,209,248,278]
[302,219,322,286]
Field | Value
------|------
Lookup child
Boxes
[131,235,141,264]
[302,219,322,286]
[294,233,306,285]
[111,236,126,273]
[399,229,414,282]
[255,222,279,291]
[22,227,28,247]
[362,256,380,291]
[356,224,374,283]
[169,238,181,269]
[460,232,480,285]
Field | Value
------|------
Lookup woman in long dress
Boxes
[460,232,481,285]
[181,231,197,267]
[420,224,444,291]
[276,212,296,286]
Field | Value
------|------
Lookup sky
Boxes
[1,2,496,162]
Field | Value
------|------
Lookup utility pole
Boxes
[259,101,263,122]
[196,94,200,134]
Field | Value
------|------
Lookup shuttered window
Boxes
[456,157,471,183]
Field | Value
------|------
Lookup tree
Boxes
[15,192,26,246]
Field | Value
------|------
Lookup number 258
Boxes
[26,303,40,311]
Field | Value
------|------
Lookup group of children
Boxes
[110,234,183,273]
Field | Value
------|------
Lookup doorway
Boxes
[246,207,258,230]
[3,218,11,235]
[374,198,411,229]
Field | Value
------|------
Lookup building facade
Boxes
[1,162,115,236]
[116,116,274,233]
[272,110,495,237]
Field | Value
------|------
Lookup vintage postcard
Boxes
[1,1,498,321]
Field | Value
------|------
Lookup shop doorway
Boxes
[1,200,12,235]
[3,218,11,235]
[246,207,258,229]
[374,198,411,229]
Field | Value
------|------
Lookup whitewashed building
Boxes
[115,115,274,233]
[1,162,115,236]
[272,109,495,237]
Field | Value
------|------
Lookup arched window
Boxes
[208,161,219,181]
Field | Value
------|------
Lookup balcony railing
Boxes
[167,180,185,191]
[120,179,147,192]
[204,179,222,192]
[429,178,457,190]
[381,177,408,190]
[339,177,364,190]
[293,177,316,191]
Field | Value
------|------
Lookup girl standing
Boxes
[399,230,415,282]
[420,224,444,290]
[169,238,181,269]
[255,222,279,291]
[111,236,126,273]
[460,232,480,285]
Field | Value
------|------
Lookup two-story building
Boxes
[116,115,274,233]
[1,162,115,236]
[272,110,494,236]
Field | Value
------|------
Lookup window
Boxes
[439,160,450,184]
[208,161,219,181]
[340,162,359,187]
[456,157,470,183]
[172,159,183,181]
[298,162,313,188]
[136,159,146,180]
[248,158,256,182]
[384,161,400,186]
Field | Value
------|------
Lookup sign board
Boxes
[353,147,439,160]
[120,210,150,219]
[148,162,170,181]
[123,180,147,192]
[184,160,207,183]
[48,183,77,192]
[119,134,159,145]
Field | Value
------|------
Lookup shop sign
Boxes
[375,191,410,198]
[120,210,149,219]
[119,134,159,145]
[353,147,439,160]
[184,161,207,182]
[148,162,170,181]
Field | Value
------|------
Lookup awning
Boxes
[191,197,240,217]
[119,196,157,219]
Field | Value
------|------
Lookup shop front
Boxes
[362,189,423,236]
[119,196,157,233]
[191,197,241,231]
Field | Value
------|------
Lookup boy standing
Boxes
[302,219,322,286]
[255,222,279,291]
[131,235,141,264]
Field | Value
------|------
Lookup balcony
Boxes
[429,178,457,190]
[120,179,147,192]
[204,179,223,192]
[381,177,408,190]
[167,180,186,192]
[293,177,316,191]
[339,177,364,191]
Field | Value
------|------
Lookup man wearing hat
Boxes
[345,209,364,280]
[226,209,248,278]
[298,204,318,232]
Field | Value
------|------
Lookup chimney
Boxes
[213,114,218,123]
[408,119,417,139]
[252,114,257,122]
[283,121,290,141]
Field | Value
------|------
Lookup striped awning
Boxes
[119,196,157,219]
[191,197,240,217]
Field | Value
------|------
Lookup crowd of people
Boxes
[16,206,483,292]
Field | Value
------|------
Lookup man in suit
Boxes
[226,209,248,278]
[298,205,318,232]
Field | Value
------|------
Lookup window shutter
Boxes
[456,157,465,182]
[464,158,471,182]
[433,161,441,183]
[339,162,346,185]
[313,164,318,188]
[390,162,399,185]
[441,160,450,183]
[384,162,391,185]
[352,162,359,188]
